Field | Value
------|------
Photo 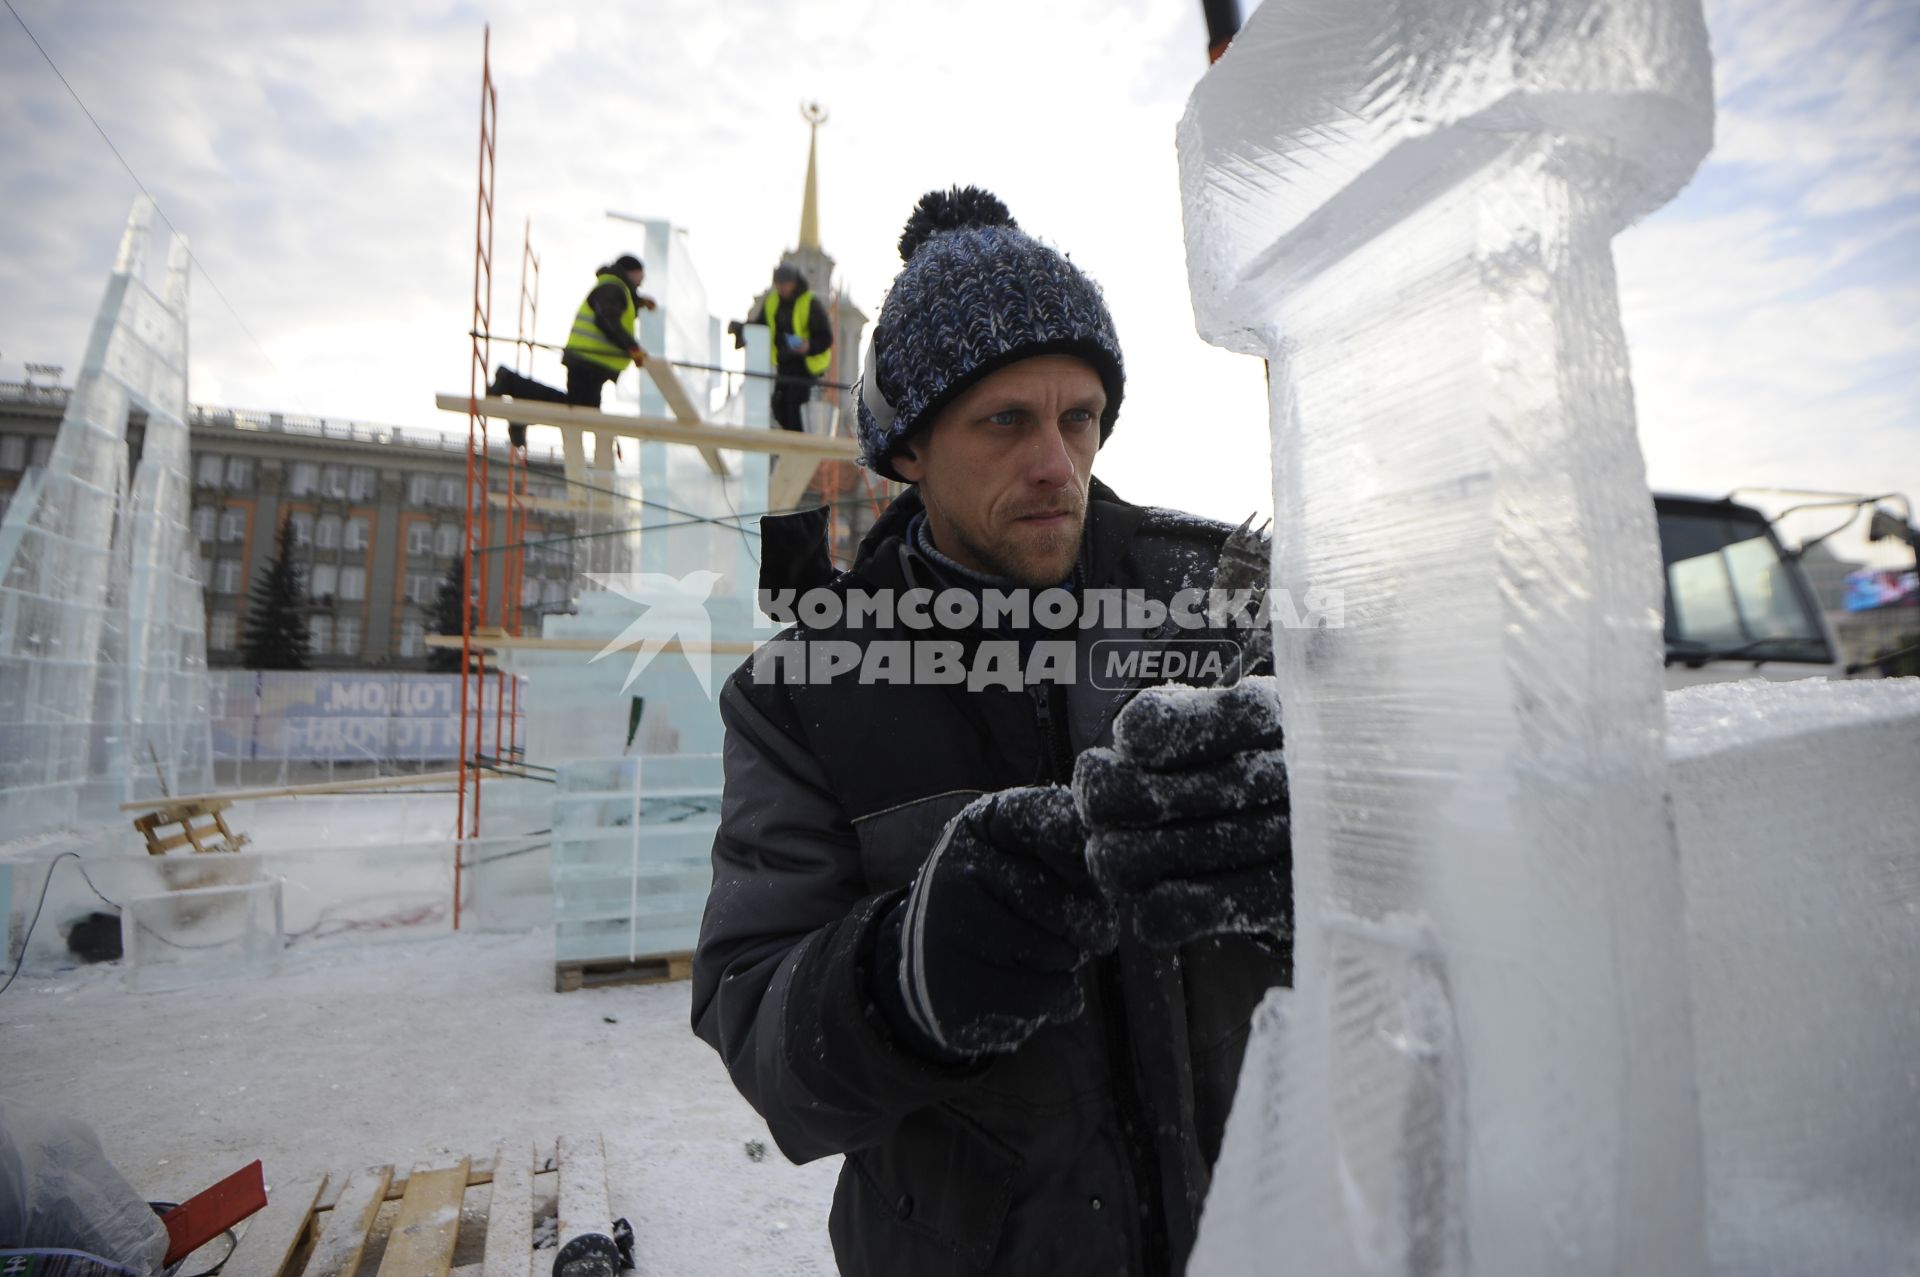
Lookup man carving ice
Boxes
[691,186,1293,1274]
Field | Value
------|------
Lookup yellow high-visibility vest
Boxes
[764,289,832,377]
[566,273,637,373]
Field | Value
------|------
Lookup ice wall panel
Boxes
[1667,679,1920,1274]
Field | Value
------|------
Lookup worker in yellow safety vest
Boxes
[489,254,656,445]
[759,263,834,432]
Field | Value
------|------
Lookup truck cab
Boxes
[1656,493,1845,689]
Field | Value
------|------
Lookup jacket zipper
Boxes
[1034,681,1169,1273]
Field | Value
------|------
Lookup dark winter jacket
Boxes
[691,480,1292,1276]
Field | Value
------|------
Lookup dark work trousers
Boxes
[490,357,619,446]
[771,375,817,433]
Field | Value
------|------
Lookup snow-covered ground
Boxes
[0,927,840,1276]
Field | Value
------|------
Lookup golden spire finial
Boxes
[798,101,828,251]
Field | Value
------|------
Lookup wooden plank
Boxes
[224,1173,330,1277]
[375,1157,470,1277]
[435,395,860,460]
[767,454,820,512]
[643,358,729,476]
[299,1166,394,1277]
[314,1157,496,1213]
[481,1143,535,1277]
[554,1136,609,1254]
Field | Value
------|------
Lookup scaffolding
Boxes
[442,38,893,929]
[456,26,499,912]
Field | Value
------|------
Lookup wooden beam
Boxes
[299,1166,393,1277]
[436,395,859,461]
[423,634,762,655]
[643,358,729,476]
[481,1145,535,1277]
[374,1158,468,1277]
[767,454,821,512]
[223,1173,329,1277]
[554,1136,610,1255]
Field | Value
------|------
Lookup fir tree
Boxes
[428,557,475,673]
[242,517,313,670]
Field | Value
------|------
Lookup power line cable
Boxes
[2,0,316,414]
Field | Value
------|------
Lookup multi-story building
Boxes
[0,381,579,670]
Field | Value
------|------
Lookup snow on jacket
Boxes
[691,479,1293,1276]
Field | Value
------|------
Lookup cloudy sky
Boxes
[2,0,1915,564]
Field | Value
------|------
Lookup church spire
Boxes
[798,101,827,251]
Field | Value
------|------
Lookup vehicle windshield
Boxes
[1658,508,1832,664]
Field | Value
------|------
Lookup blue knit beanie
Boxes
[856,187,1125,481]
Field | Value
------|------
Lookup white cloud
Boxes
[0,0,1912,565]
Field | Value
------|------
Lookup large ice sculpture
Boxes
[0,198,211,835]
[1178,2,1715,1273]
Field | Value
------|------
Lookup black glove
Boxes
[1073,675,1291,949]
[871,786,1119,1060]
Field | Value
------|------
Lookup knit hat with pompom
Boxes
[855,187,1125,481]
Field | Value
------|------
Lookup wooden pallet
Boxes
[554,952,693,993]
[133,798,250,855]
[218,1137,613,1277]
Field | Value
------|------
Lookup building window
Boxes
[192,507,216,542]
[315,515,341,550]
[408,474,434,505]
[521,578,540,608]
[407,523,431,556]
[398,619,424,658]
[312,563,338,598]
[218,508,247,543]
[29,437,52,467]
[343,516,369,551]
[322,465,347,499]
[0,436,23,470]
[339,566,366,601]
[214,559,243,595]
[225,457,252,489]
[289,462,318,496]
[349,467,377,500]
[542,579,566,606]
[197,454,224,487]
[439,477,461,507]
[406,573,433,605]
[336,616,361,656]
[288,512,312,548]
[435,523,461,558]
[208,612,237,650]
[310,615,333,654]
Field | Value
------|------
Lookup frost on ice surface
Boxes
[1178,0,1715,1273]
[1668,678,1920,1273]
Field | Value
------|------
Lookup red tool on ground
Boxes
[160,1161,268,1268]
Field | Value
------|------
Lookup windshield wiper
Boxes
[1665,636,1817,668]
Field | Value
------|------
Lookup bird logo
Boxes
[586,570,726,698]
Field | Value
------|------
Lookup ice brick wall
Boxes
[1667,678,1920,1274]
[0,197,211,834]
